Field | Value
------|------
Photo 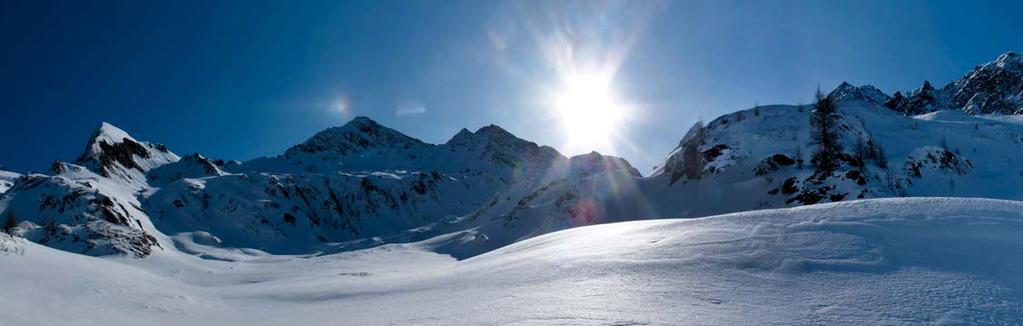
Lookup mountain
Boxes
[0,122,183,257]
[283,116,432,161]
[0,117,630,257]
[3,52,1023,260]
[888,51,1023,115]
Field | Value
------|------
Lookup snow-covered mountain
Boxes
[0,117,637,257]
[3,51,1023,261]
[888,51,1023,115]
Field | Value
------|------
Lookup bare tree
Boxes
[810,87,842,173]
[3,211,16,233]
[795,145,804,170]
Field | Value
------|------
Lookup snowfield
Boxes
[3,197,1022,325]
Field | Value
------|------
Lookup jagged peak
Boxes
[75,121,179,180]
[835,81,855,91]
[445,124,524,146]
[991,51,1022,71]
[921,80,935,91]
[828,82,890,105]
[444,128,475,146]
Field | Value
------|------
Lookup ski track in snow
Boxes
[2,197,1022,325]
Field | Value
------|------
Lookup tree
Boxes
[810,87,843,174]
[794,145,804,170]
[874,142,888,168]
[853,137,868,171]
[3,211,16,233]
[753,101,761,117]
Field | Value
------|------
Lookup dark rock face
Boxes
[903,148,972,179]
[87,138,151,176]
[886,81,941,115]
[754,154,796,176]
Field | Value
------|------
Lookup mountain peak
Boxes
[284,116,428,157]
[75,122,179,182]
[350,115,374,122]
[90,122,135,147]
[476,124,512,136]
[348,116,379,127]
[828,82,889,105]
[921,80,935,91]
[445,128,475,146]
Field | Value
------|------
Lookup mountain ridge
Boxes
[3,51,1023,258]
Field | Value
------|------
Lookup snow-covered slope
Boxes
[2,198,1021,325]
[1,163,164,257]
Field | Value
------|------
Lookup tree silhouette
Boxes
[810,87,842,174]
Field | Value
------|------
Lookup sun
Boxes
[554,73,624,150]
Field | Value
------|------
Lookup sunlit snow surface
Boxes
[3,197,1022,325]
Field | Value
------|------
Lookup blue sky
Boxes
[1,0,1021,173]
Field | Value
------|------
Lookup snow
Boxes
[2,197,1022,325]
[0,169,19,193]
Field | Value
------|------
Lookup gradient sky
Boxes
[2,0,1022,174]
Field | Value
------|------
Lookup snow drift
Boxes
[1,198,1021,325]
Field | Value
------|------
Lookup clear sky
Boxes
[2,0,1021,174]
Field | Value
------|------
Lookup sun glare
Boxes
[555,73,624,149]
